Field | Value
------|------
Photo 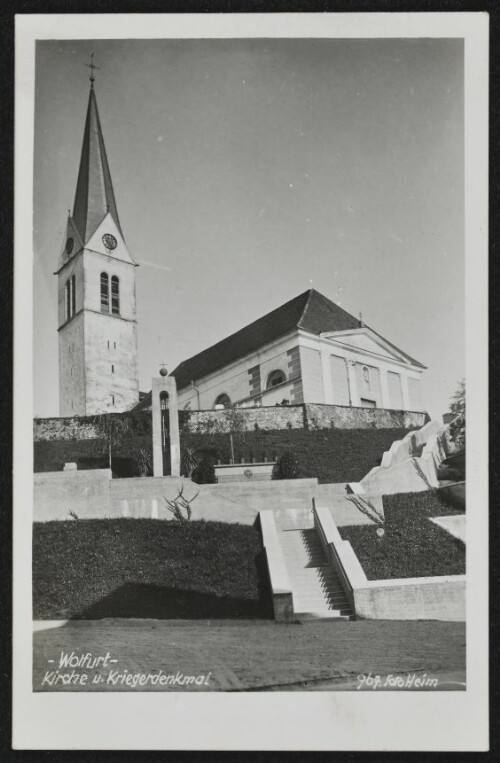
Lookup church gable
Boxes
[85,212,136,266]
[321,328,425,368]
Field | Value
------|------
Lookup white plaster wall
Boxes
[176,331,300,410]
[313,332,425,412]
[175,327,426,412]
[258,381,295,407]
[299,345,325,403]
[57,253,84,327]
[356,362,382,407]
[83,250,137,322]
[58,312,86,416]
[84,311,139,414]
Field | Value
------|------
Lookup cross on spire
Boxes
[85,52,100,86]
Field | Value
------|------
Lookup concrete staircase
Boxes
[280,528,353,620]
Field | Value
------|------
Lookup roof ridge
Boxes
[297,288,315,328]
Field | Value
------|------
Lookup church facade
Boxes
[55,79,139,416]
[172,289,426,412]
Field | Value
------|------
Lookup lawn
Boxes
[339,490,465,580]
[33,519,272,619]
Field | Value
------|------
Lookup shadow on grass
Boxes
[72,582,272,620]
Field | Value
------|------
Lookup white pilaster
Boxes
[320,348,334,404]
[346,359,360,406]
[379,369,391,410]
[401,374,412,411]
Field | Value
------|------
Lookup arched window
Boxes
[71,274,76,316]
[267,369,286,389]
[100,272,109,313]
[362,366,371,390]
[111,275,120,315]
[214,393,231,409]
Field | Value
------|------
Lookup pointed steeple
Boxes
[72,84,123,244]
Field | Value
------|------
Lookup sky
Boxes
[33,38,464,419]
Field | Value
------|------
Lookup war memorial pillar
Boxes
[152,369,180,477]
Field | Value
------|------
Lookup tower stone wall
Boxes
[58,312,86,416]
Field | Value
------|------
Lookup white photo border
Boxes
[14,12,489,751]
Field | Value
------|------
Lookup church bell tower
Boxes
[55,60,139,416]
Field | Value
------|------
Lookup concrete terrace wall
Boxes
[33,471,371,526]
[33,473,318,524]
[314,504,465,621]
[353,576,466,622]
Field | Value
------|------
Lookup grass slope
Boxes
[340,490,465,580]
[33,519,272,620]
[34,427,417,484]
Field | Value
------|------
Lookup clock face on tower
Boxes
[102,233,117,251]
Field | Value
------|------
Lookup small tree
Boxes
[191,457,216,484]
[93,412,151,474]
[93,413,132,471]
[448,379,465,449]
[181,446,201,477]
[137,447,153,477]
[272,450,300,480]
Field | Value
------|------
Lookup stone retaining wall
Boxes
[34,404,428,441]
[304,404,428,431]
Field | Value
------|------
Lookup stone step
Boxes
[290,583,346,594]
[293,601,350,611]
[279,526,353,621]
[282,549,326,558]
[293,592,349,602]
[288,574,344,585]
[292,588,348,598]
[293,602,351,611]
[292,589,349,600]
[295,610,355,620]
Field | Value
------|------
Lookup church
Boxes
[56,72,426,417]
[171,288,426,412]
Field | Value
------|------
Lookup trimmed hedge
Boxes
[182,428,416,484]
[33,519,272,620]
[339,490,465,580]
[34,426,417,484]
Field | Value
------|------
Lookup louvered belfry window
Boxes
[65,279,71,320]
[65,276,76,320]
[111,276,120,315]
[100,272,109,312]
